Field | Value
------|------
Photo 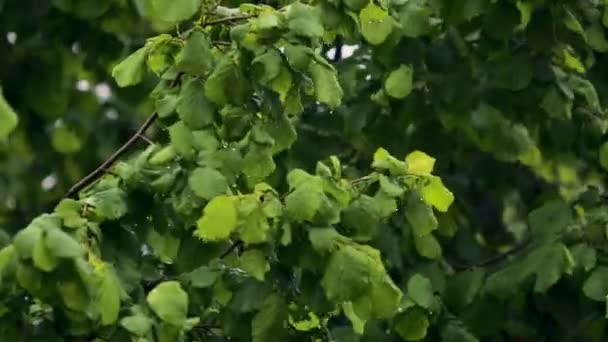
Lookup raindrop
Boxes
[41,174,57,191]
[6,32,17,44]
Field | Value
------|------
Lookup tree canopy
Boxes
[2,0,608,341]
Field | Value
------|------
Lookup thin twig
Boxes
[63,73,184,199]
[449,239,531,270]
[204,15,252,26]
[219,240,243,259]
[137,134,154,145]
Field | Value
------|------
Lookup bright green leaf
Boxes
[112,47,148,87]
[98,265,121,325]
[360,3,394,45]
[309,61,343,108]
[420,176,454,212]
[405,150,435,175]
[195,196,238,242]
[45,227,84,258]
[147,281,188,326]
[385,65,414,99]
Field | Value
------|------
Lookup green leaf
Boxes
[188,167,229,200]
[240,249,270,281]
[151,0,202,23]
[98,265,121,325]
[187,266,219,288]
[253,49,282,84]
[583,266,608,301]
[342,300,369,334]
[570,243,597,271]
[45,227,84,258]
[395,307,429,341]
[360,3,394,45]
[372,148,408,175]
[413,234,442,260]
[528,199,571,241]
[195,196,238,242]
[156,93,178,118]
[85,188,128,220]
[420,176,454,212]
[285,3,324,40]
[0,88,18,140]
[242,145,276,182]
[251,294,288,342]
[58,281,89,312]
[238,198,271,244]
[540,86,572,120]
[385,65,414,99]
[147,230,180,264]
[405,150,435,175]
[341,195,382,241]
[120,315,153,336]
[309,61,343,108]
[308,227,343,253]
[205,55,250,106]
[398,3,431,37]
[176,29,215,75]
[169,121,195,159]
[13,223,44,259]
[177,78,215,129]
[405,192,438,237]
[112,47,148,87]
[289,312,321,331]
[490,53,533,91]
[285,170,324,221]
[147,281,188,326]
[444,268,485,312]
[32,234,58,272]
[55,199,86,229]
[284,44,313,72]
[407,274,433,309]
[322,245,374,302]
[264,111,297,153]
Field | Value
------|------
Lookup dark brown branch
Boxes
[64,73,184,199]
[449,239,531,270]
[333,36,343,62]
[204,15,252,26]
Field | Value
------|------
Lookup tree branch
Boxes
[204,15,252,26]
[63,73,184,199]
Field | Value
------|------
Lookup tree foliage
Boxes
[3,0,608,341]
